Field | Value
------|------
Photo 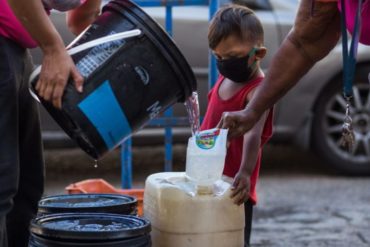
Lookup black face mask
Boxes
[216,48,257,83]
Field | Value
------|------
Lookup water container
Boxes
[37,194,137,217]
[185,129,228,187]
[29,213,151,246]
[29,0,196,159]
[143,172,245,247]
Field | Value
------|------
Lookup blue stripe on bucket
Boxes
[78,80,131,149]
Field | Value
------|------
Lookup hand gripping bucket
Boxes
[29,0,196,159]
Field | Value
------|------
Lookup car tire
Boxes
[312,64,370,175]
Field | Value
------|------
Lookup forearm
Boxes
[8,0,65,52]
[245,0,340,120]
[245,35,316,120]
[67,0,102,35]
[239,109,269,173]
[240,134,261,176]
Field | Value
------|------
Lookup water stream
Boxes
[184,91,200,136]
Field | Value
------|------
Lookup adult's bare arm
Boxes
[67,0,102,35]
[217,0,341,138]
[8,0,83,109]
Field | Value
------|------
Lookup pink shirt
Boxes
[0,0,38,48]
[0,0,85,48]
[339,0,370,45]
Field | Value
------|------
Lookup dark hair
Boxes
[208,5,264,49]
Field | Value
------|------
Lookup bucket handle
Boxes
[29,29,142,102]
[66,29,142,56]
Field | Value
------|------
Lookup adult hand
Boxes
[230,171,251,206]
[8,0,88,110]
[36,45,83,109]
[217,108,259,139]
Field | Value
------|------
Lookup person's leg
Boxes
[0,36,21,247]
[5,46,45,247]
[244,200,254,247]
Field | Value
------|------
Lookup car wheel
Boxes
[313,64,370,175]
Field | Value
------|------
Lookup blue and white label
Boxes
[78,80,131,149]
[76,31,126,77]
[147,101,161,119]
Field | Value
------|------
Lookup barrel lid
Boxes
[30,213,151,240]
[38,194,137,215]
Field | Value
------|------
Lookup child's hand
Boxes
[230,171,250,205]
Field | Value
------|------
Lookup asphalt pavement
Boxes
[43,144,370,247]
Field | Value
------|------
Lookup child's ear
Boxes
[255,47,267,60]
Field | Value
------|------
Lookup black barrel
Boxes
[37,194,137,217]
[29,0,196,159]
[29,213,151,246]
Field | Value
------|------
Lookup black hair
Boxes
[208,5,264,49]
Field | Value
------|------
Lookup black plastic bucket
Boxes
[29,213,151,246]
[29,0,196,159]
[37,194,137,217]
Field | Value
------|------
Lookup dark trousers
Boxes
[0,36,44,247]
[244,200,253,247]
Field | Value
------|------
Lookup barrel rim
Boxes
[30,213,151,240]
[38,194,137,214]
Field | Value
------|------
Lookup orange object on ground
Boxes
[65,179,144,216]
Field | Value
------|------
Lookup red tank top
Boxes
[200,75,273,204]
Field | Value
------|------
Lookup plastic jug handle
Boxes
[28,29,142,101]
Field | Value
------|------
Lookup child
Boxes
[201,5,273,246]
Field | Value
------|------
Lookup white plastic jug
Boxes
[143,172,245,247]
[185,128,228,187]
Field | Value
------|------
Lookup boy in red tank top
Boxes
[201,5,273,246]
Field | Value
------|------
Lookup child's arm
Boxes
[230,89,270,205]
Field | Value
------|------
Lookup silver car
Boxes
[31,0,370,175]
